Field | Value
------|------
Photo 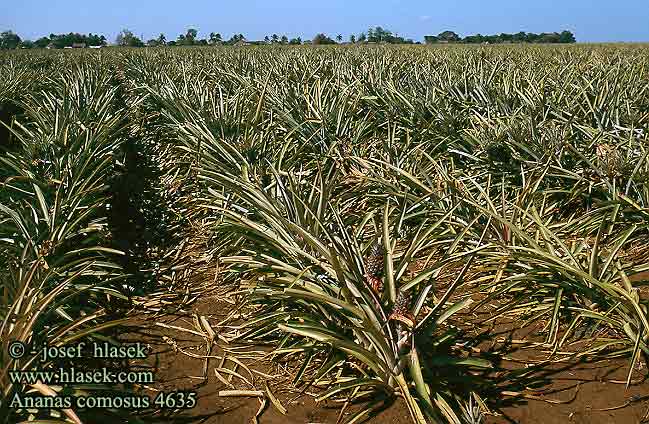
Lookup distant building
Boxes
[46,43,55,49]
[89,45,102,49]
[234,40,250,47]
[71,43,86,49]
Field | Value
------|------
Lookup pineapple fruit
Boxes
[364,241,384,294]
[389,291,415,328]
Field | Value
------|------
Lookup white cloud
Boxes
[419,15,431,21]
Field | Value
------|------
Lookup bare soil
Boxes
[483,321,649,424]
[114,290,649,424]
[120,294,414,424]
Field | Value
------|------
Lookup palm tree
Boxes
[209,32,222,45]
[271,34,279,43]
[336,34,343,43]
[185,28,198,44]
[229,33,245,44]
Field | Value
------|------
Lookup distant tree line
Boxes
[0,27,577,50]
[140,29,246,47]
[0,30,107,49]
[424,30,576,44]
[1,27,416,49]
[263,34,303,45]
[40,33,107,48]
[353,26,415,44]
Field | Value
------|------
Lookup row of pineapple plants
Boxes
[0,52,161,423]
[1,44,649,423]
[128,45,649,422]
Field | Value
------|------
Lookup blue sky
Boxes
[2,0,648,43]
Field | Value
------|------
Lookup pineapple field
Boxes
[1,44,649,424]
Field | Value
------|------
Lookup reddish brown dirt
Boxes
[116,288,649,424]
[120,293,413,424]
[477,319,649,424]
